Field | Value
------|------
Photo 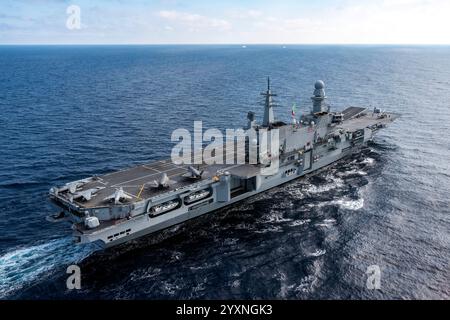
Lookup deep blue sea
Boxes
[0,45,448,299]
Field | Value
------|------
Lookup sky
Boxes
[1,0,450,44]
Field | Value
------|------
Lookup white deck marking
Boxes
[96,179,107,186]
[155,162,181,169]
[102,166,132,177]
[225,163,243,170]
[123,190,139,199]
[143,165,161,173]
[111,167,185,187]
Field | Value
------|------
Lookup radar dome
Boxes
[315,80,325,90]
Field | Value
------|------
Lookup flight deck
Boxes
[54,159,261,209]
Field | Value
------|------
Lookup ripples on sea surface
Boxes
[0,45,448,299]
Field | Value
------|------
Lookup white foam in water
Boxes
[289,219,311,227]
[284,186,304,199]
[315,220,335,228]
[361,157,375,166]
[231,279,240,288]
[308,249,326,257]
[316,196,364,211]
[335,198,364,210]
[264,209,293,224]
[0,237,96,298]
[337,169,368,177]
[294,275,316,294]
[161,280,179,296]
[254,225,283,233]
[305,175,344,194]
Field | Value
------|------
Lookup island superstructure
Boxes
[48,80,398,248]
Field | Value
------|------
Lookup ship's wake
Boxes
[218,149,380,298]
[4,149,383,299]
[0,237,97,298]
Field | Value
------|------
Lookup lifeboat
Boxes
[149,200,180,217]
[184,189,211,205]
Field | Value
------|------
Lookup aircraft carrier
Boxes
[48,80,398,248]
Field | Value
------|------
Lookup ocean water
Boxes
[0,45,449,299]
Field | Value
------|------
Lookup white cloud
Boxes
[4,1,449,44]
[240,0,450,44]
[158,10,231,32]
[248,10,263,18]
[382,0,427,7]
[227,9,263,19]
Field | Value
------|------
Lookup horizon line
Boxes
[1,43,450,46]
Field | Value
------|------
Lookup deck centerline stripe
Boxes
[112,167,186,187]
